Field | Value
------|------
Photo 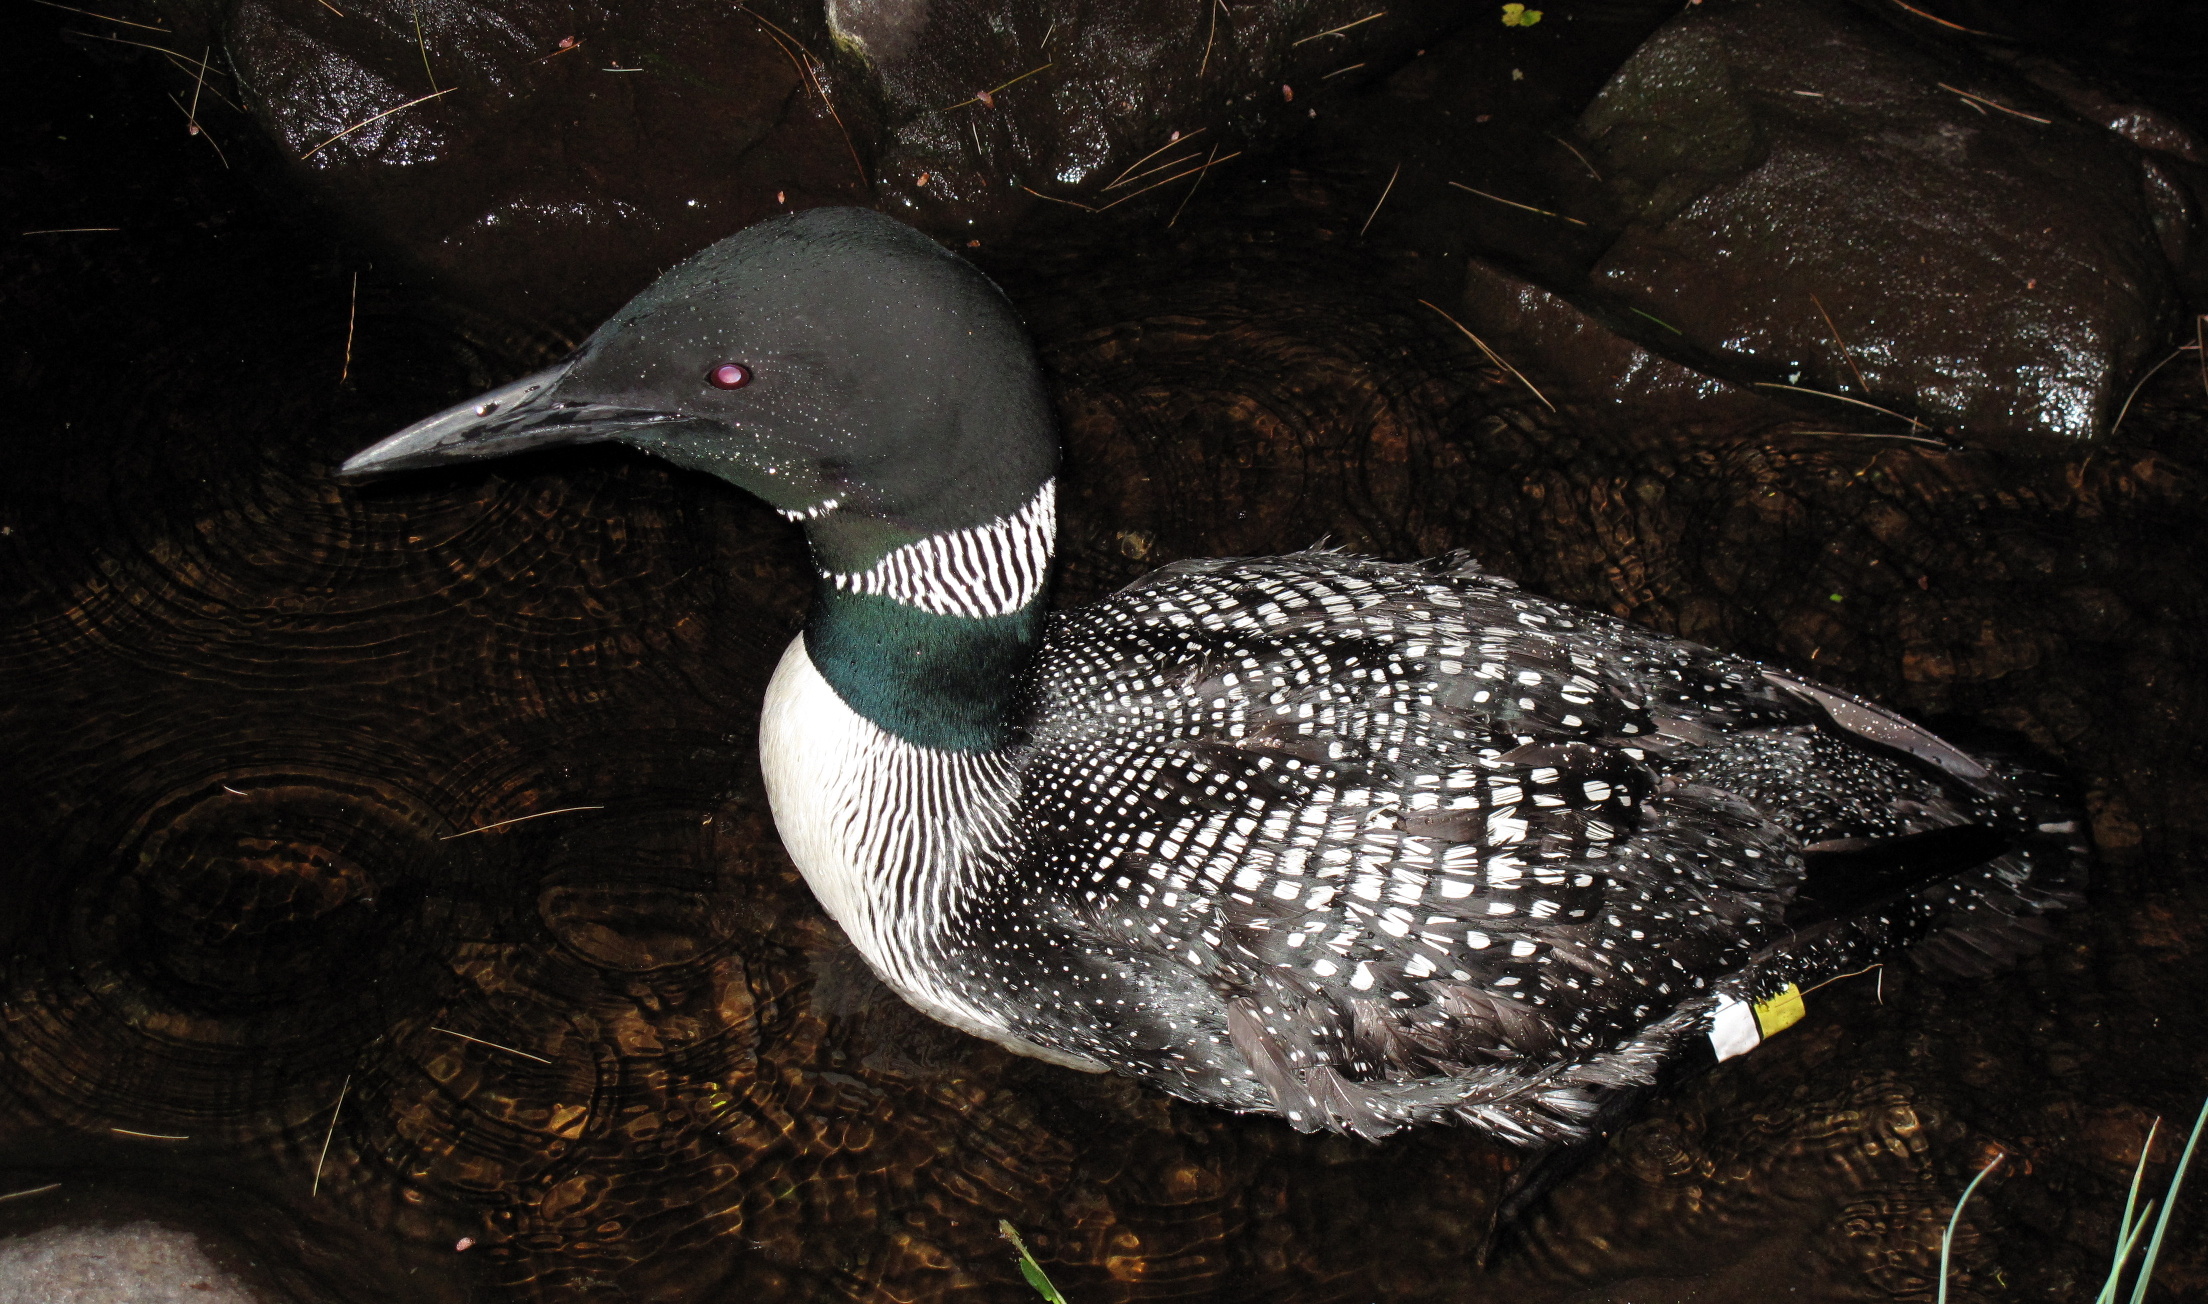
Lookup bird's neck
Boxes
[797,479,1056,753]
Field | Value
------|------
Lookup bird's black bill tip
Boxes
[340,364,577,481]
[337,363,695,482]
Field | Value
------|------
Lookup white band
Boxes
[827,479,1056,618]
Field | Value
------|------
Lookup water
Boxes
[3,8,2206,1302]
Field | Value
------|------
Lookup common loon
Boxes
[343,207,2083,1155]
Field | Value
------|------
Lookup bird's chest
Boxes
[759,635,1108,1071]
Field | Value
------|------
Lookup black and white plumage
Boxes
[344,207,2086,1164]
[766,545,2082,1145]
[1002,551,2079,1140]
[818,481,1057,617]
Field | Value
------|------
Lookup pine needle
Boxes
[1754,381,1922,426]
[411,1,438,92]
[299,88,454,160]
[1093,151,1241,211]
[29,0,166,31]
[1419,299,1553,411]
[1884,0,1995,35]
[1168,142,1220,226]
[1104,151,1203,192]
[1360,162,1400,237]
[739,6,867,187]
[340,272,358,383]
[1551,134,1601,181]
[1936,82,2050,124]
[1447,181,1588,225]
[431,1027,553,1064]
[1108,128,1205,188]
[439,804,605,839]
[1809,292,1870,395]
[942,62,1053,112]
[1292,11,1385,45]
[312,1074,351,1197]
[2109,345,2190,438]
[1019,185,1098,212]
[1198,0,1226,78]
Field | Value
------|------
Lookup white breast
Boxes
[758,635,1106,1071]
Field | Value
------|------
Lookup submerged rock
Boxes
[0,1223,259,1304]
[1451,256,1803,439]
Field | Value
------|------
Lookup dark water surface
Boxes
[5,9,2208,1303]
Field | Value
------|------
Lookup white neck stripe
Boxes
[825,479,1056,618]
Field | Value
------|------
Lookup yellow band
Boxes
[1753,983,1807,1038]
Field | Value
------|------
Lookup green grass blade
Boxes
[999,1219,1070,1304]
[2127,1096,2208,1304]
[1938,1152,2005,1304]
[2098,1119,2162,1304]
[2099,1201,2159,1304]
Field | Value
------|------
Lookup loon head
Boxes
[341,207,1056,574]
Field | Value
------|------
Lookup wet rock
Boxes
[1928,0,2208,135]
[218,0,875,332]
[836,0,1461,231]
[1573,0,2204,447]
[1288,0,2205,446]
[183,0,1468,327]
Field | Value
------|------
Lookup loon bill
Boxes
[344,207,2085,1155]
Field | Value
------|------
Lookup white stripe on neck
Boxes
[824,479,1056,618]
[759,634,1106,1072]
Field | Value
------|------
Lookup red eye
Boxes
[706,362,753,390]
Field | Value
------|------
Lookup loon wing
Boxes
[1012,552,2083,1151]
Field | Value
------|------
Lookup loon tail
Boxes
[1483,718,2087,1246]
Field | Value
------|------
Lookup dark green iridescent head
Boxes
[340,207,1056,576]
[342,208,1061,752]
